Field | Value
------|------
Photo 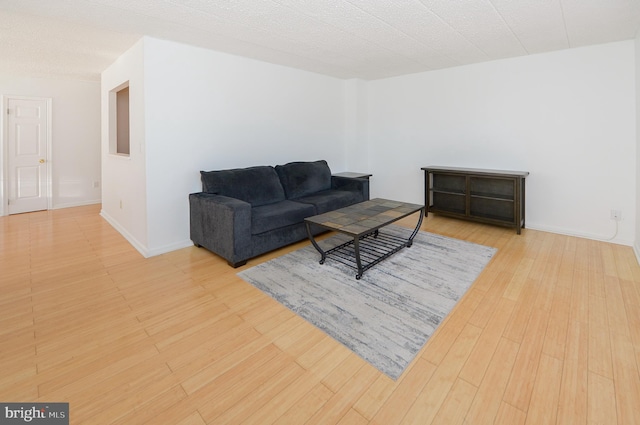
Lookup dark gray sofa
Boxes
[189,160,369,267]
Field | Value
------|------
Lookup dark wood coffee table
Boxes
[304,198,424,279]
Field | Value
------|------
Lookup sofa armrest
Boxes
[331,176,370,201]
[189,192,252,266]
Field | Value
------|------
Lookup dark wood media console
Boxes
[422,166,529,234]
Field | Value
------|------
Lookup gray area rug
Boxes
[238,225,496,380]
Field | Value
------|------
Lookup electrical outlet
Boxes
[119,200,123,209]
[610,209,622,221]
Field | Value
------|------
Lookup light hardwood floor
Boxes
[1,204,640,424]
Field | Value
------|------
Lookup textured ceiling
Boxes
[1,0,639,81]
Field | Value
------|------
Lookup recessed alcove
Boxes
[109,82,130,156]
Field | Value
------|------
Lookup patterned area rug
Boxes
[238,225,496,380]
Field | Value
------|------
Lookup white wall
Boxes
[0,75,101,213]
[104,37,348,256]
[366,41,637,245]
[344,79,369,173]
[101,39,148,253]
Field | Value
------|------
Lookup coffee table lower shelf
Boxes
[322,230,416,279]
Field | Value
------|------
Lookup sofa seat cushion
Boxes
[201,166,285,207]
[295,190,362,215]
[275,160,332,199]
[251,200,316,235]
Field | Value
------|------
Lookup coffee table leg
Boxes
[354,236,364,280]
[407,208,425,247]
[306,222,326,264]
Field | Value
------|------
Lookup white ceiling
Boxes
[1,0,639,81]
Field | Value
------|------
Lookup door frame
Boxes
[1,95,53,216]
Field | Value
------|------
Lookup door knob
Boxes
[39,159,45,163]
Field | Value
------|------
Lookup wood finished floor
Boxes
[1,204,640,424]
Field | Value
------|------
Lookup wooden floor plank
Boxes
[604,275,632,339]
[305,365,379,425]
[524,354,563,425]
[609,331,640,424]
[240,370,325,425]
[502,307,550,412]
[400,323,482,424]
[588,372,617,425]
[458,297,515,386]
[420,288,484,365]
[369,358,437,425]
[502,278,539,343]
[542,285,571,360]
[197,352,300,423]
[494,402,527,425]
[556,320,588,425]
[272,383,334,425]
[352,374,396,420]
[588,295,614,379]
[431,378,477,425]
[463,337,520,425]
[337,408,369,425]
[569,267,590,325]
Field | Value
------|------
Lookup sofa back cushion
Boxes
[200,166,285,207]
[275,160,332,199]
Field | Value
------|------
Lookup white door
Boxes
[6,98,50,214]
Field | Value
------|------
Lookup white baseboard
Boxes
[146,239,195,257]
[53,199,101,209]
[525,222,634,246]
[0,199,101,216]
[100,209,193,258]
[100,209,150,258]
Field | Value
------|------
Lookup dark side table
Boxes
[332,172,372,180]
[333,172,372,200]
